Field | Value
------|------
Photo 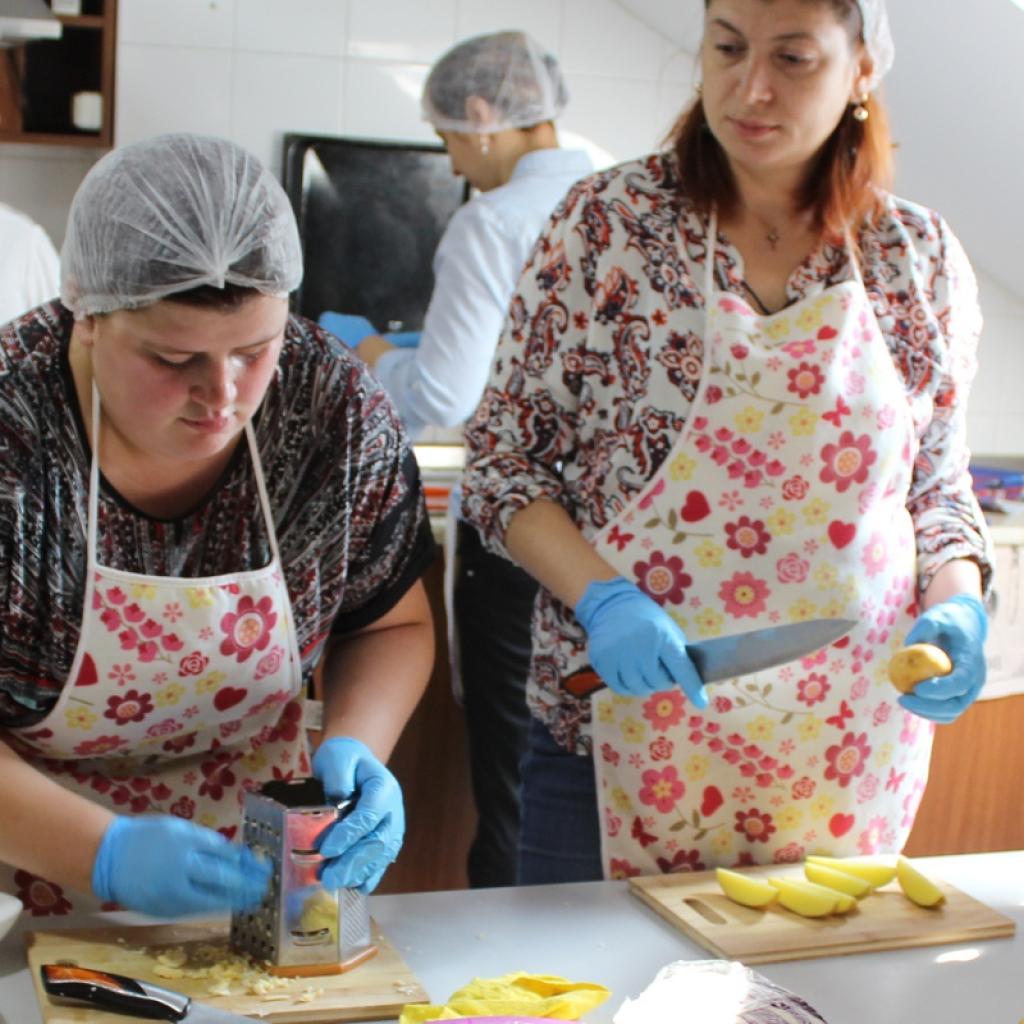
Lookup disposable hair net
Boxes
[422,30,568,134]
[855,0,894,90]
[61,132,302,317]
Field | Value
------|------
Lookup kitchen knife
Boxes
[41,963,254,1023]
[564,617,857,697]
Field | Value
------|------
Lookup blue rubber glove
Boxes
[92,815,270,918]
[898,593,988,724]
[575,576,708,706]
[312,737,404,894]
[382,330,422,349]
[318,312,378,348]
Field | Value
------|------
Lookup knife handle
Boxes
[563,669,605,698]
[41,963,190,1021]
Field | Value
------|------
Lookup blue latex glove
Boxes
[312,737,404,894]
[575,576,708,706]
[92,815,270,917]
[318,311,378,348]
[898,593,988,724]
[382,330,422,349]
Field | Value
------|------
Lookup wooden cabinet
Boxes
[905,537,1024,856]
[0,0,116,147]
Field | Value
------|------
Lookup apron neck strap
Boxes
[86,381,284,569]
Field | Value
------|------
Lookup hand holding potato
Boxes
[892,594,987,724]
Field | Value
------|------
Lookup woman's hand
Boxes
[311,737,404,894]
[898,593,988,724]
[576,577,708,705]
[91,815,271,917]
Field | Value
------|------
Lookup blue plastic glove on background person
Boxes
[898,593,988,724]
[312,736,404,894]
[318,311,377,348]
[92,815,270,917]
[575,576,708,706]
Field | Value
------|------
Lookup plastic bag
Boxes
[613,960,828,1024]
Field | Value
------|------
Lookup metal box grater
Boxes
[230,777,377,976]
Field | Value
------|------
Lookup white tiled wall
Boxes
[111,0,691,174]
[0,0,1021,455]
[966,272,1024,459]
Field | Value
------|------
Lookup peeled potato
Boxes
[804,861,873,898]
[888,643,952,694]
[897,855,945,908]
[716,867,778,908]
[805,855,897,887]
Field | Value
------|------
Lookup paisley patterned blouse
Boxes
[462,151,992,752]
[0,302,436,725]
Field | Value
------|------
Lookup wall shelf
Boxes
[0,0,117,149]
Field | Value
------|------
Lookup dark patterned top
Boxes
[0,302,436,725]
[462,151,992,753]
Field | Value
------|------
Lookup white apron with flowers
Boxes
[2,385,306,915]
[588,218,931,878]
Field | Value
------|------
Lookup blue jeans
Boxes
[517,718,604,884]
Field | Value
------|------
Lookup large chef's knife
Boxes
[564,617,857,697]
[41,964,253,1023]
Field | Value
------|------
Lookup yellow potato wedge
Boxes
[897,855,945,908]
[805,856,897,887]
[888,643,952,694]
[769,876,855,915]
[804,861,873,898]
[716,867,778,909]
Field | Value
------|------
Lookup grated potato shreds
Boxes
[145,941,292,997]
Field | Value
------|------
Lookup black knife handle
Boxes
[41,963,190,1021]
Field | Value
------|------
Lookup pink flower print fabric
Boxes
[587,279,931,876]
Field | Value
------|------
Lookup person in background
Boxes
[0,133,435,917]
[0,201,59,323]
[462,0,992,883]
[331,31,593,888]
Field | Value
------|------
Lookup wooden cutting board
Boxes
[25,919,428,1022]
[630,865,1016,964]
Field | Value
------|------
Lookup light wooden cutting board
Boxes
[630,865,1016,964]
[26,919,428,1023]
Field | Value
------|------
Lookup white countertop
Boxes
[2,851,1024,1023]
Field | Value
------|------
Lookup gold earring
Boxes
[852,92,870,122]
[695,81,703,97]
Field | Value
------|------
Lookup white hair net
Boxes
[422,30,568,134]
[61,132,302,317]
[855,0,894,90]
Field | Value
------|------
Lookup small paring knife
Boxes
[564,617,857,697]
[41,963,254,1023]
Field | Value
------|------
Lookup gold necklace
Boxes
[764,226,781,251]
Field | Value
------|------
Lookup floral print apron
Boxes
[588,217,930,878]
[2,385,306,915]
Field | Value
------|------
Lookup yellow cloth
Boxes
[399,972,611,1022]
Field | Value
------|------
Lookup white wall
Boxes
[0,0,1019,454]
[113,0,694,178]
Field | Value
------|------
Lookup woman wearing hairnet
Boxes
[463,0,992,882]
[343,32,592,889]
[0,133,436,916]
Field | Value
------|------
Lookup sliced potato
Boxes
[888,643,952,694]
[715,867,778,909]
[897,855,945,908]
[804,861,873,898]
[769,876,855,915]
[805,855,897,888]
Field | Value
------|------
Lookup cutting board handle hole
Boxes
[684,897,728,925]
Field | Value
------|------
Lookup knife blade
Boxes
[41,963,254,1023]
[564,617,857,697]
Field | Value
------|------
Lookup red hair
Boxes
[670,0,893,244]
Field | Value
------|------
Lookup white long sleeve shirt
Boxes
[0,203,59,325]
[374,147,593,438]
